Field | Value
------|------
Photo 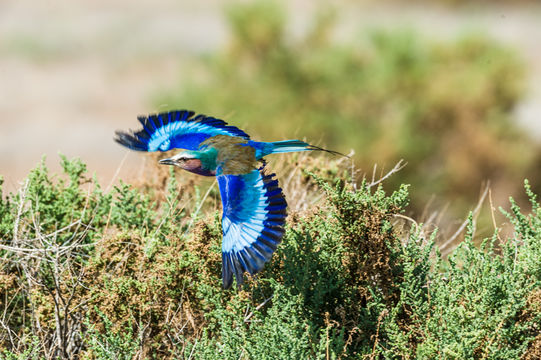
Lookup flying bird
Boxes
[115,110,343,289]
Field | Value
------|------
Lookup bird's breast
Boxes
[181,159,216,177]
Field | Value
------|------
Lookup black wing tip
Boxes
[137,110,195,131]
[223,243,274,290]
[137,109,251,140]
[222,252,235,289]
[222,272,234,290]
[222,275,245,290]
[138,109,194,118]
[114,130,148,151]
[222,251,248,290]
[261,172,288,212]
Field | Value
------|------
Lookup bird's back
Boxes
[201,135,258,175]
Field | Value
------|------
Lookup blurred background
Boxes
[1,0,541,240]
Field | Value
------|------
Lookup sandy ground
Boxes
[1,0,540,192]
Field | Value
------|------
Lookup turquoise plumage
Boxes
[115,110,343,289]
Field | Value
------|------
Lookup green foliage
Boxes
[83,310,140,360]
[0,336,42,360]
[156,1,537,218]
[110,180,154,231]
[4,155,540,358]
[0,176,15,238]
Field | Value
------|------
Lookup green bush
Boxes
[155,2,539,221]
[0,155,540,359]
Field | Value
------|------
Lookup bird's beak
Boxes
[159,158,176,166]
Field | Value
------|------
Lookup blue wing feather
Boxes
[218,167,287,289]
[115,110,251,152]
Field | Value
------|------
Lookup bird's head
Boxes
[159,151,202,172]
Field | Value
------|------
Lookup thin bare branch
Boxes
[440,183,490,253]
[12,178,29,245]
[367,160,407,189]
[244,295,273,323]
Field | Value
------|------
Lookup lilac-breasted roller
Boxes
[115,110,342,289]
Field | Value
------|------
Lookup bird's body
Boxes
[115,110,342,289]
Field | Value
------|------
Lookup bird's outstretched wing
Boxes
[114,110,251,152]
[217,167,287,289]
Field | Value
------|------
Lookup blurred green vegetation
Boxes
[156,1,540,221]
[1,156,540,358]
[436,0,538,5]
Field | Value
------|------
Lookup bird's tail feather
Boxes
[270,140,347,157]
